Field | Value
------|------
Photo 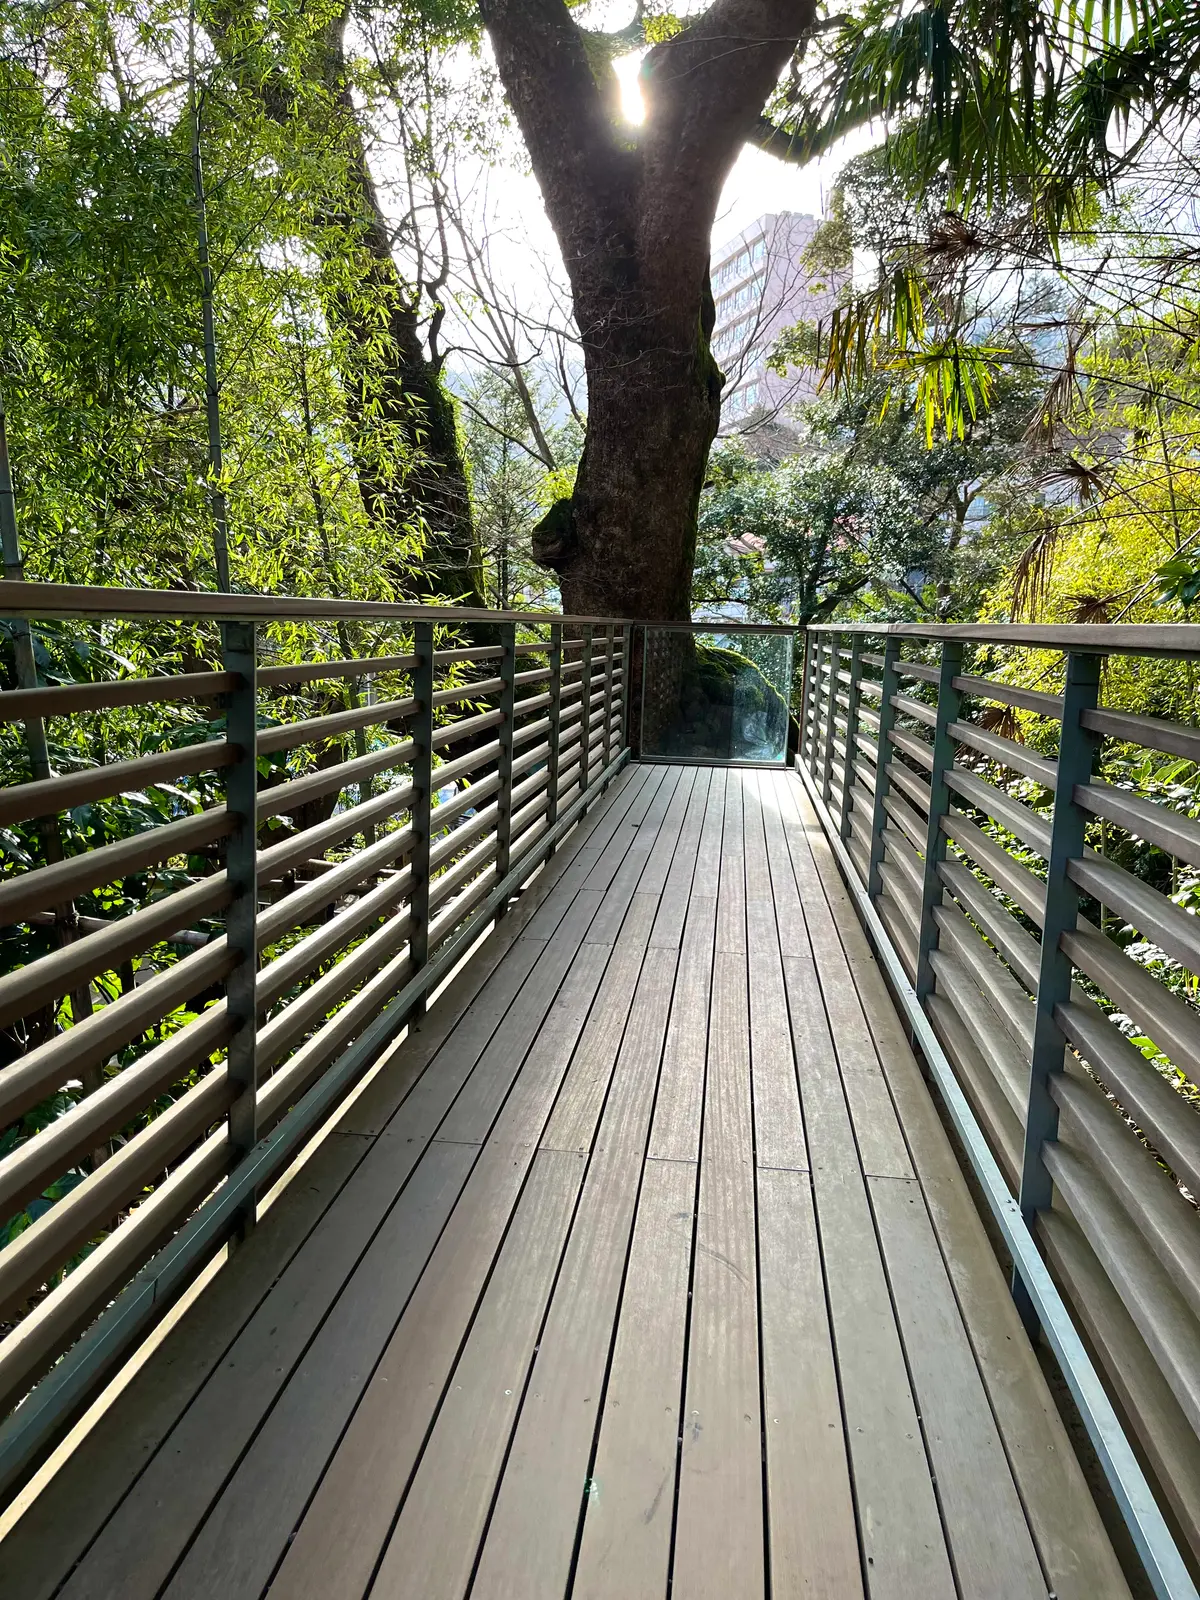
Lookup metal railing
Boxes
[798,620,1200,1597]
[0,583,630,1497]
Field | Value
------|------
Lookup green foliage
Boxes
[460,367,582,609]
[1156,557,1200,610]
[782,0,1200,240]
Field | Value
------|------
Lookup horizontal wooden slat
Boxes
[0,875,233,1032]
[0,810,234,928]
[950,722,1058,787]
[0,673,238,721]
[896,659,939,684]
[929,948,1029,1124]
[1053,1073,1200,1329]
[431,677,503,708]
[891,692,937,727]
[940,809,1047,924]
[257,738,414,821]
[1062,923,1200,1084]
[431,708,505,749]
[1081,707,1200,762]
[0,1071,233,1323]
[0,1135,232,1412]
[1054,998,1200,1200]
[890,727,933,769]
[1068,854,1200,976]
[0,943,236,1128]
[1043,1142,1200,1438]
[810,619,1200,657]
[258,653,418,688]
[0,578,627,628]
[945,770,1052,855]
[0,1004,235,1225]
[0,741,235,828]
[256,694,417,755]
[1076,781,1200,870]
[938,858,1040,989]
[952,675,1064,718]
[886,758,931,816]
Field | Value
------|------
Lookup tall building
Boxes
[710,212,847,432]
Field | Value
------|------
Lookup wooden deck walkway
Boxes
[1,763,1131,1600]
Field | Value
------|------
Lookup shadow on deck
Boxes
[1,764,1128,1600]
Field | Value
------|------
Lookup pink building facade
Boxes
[710,213,847,431]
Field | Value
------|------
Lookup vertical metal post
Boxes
[495,622,517,909]
[802,631,819,769]
[914,641,965,1006]
[221,620,259,1232]
[820,634,840,804]
[602,624,615,771]
[546,622,563,850]
[838,634,863,842]
[1015,651,1103,1326]
[629,623,642,759]
[866,636,902,902]
[579,623,594,799]
[408,621,434,1008]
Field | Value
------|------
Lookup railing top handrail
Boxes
[0,580,630,628]
[804,619,1200,657]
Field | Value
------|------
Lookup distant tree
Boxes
[461,367,581,610]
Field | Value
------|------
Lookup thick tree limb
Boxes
[476,0,620,220]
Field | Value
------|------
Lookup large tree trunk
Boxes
[535,272,723,618]
[481,0,815,620]
[207,3,484,607]
[320,98,483,605]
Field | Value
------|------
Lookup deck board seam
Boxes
[32,768,648,1600]
[778,771,967,1586]
[314,767,693,1600]
[785,773,1055,1598]
[787,773,1067,1594]
[664,766,728,1600]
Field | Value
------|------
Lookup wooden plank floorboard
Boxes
[367,1147,588,1600]
[2,771,648,1600]
[671,950,764,1600]
[746,891,807,1175]
[447,945,680,1600]
[570,1156,697,1600]
[789,775,1133,1600]
[757,1165,862,1600]
[776,783,1048,1597]
[714,767,745,956]
[779,948,956,1599]
[157,920,618,1600]
[648,767,712,949]
[260,794,686,1600]
[368,793,694,1600]
[7,764,1132,1600]
[867,1175,1047,1600]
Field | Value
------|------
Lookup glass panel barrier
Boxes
[639,625,793,765]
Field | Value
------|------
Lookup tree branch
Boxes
[475,0,621,232]
[643,0,817,166]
